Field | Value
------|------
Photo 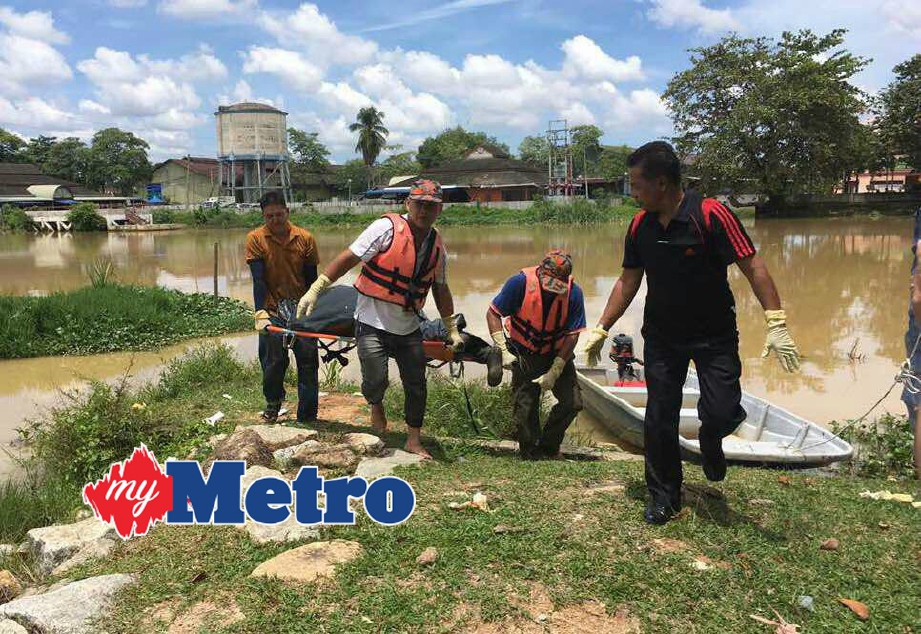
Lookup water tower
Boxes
[215,102,293,204]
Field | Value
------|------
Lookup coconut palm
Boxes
[349,107,388,189]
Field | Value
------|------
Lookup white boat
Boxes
[576,364,853,466]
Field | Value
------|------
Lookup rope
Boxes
[799,331,921,451]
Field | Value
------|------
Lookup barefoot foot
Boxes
[370,403,388,433]
[403,440,433,460]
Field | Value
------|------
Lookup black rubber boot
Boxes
[486,346,503,387]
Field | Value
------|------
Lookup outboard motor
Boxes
[609,333,644,383]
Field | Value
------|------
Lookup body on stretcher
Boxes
[263,286,491,368]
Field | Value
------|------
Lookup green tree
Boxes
[417,126,510,168]
[0,128,27,163]
[86,128,152,195]
[25,135,57,168]
[43,137,91,184]
[876,54,921,170]
[663,29,870,199]
[518,135,549,166]
[287,128,330,172]
[570,125,604,177]
[349,107,388,188]
[378,151,422,185]
[597,145,633,180]
[335,159,372,196]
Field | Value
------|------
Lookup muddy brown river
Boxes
[0,215,913,478]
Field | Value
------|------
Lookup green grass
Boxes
[154,199,639,229]
[0,284,251,359]
[2,342,917,631]
[76,456,920,633]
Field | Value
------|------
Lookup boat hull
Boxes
[576,365,853,466]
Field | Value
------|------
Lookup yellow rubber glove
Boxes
[762,309,801,372]
[490,331,517,368]
[442,314,465,352]
[296,274,332,319]
[581,326,609,367]
[533,356,567,391]
[254,309,271,331]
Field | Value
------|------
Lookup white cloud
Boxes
[241,47,324,93]
[0,7,69,44]
[358,0,512,33]
[0,33,72,96]
[217,79,283,109]
[258,3,378,67]
[647,0,740,35]
[561,102,596,127]
[882,2,921,39]
[159,0,257,20]
[78,99,111,115]
[561,36,644,82]
[0,96,75,130]
[140,46,227,82]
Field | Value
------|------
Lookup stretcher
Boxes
[264,324,456,367]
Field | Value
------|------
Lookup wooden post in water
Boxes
[213,242,219,301]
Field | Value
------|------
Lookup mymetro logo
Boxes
[82,444,416,539]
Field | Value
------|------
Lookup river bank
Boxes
[0,344,917,632]
[0,284,251,359]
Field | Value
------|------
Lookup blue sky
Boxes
[1,0,918,162]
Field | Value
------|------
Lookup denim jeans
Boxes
[356,321,427,428]
[258,332,319,421]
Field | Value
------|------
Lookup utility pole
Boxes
[583,146,589,200]
[185,155,191,209]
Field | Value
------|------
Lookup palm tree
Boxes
[349,107,388,189]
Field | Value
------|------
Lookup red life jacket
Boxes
[506,266,572,354]
[354,213,443,312]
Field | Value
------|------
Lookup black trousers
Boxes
[511,351,583,458]
[643,333,746,506]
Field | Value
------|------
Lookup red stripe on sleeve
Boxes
[628,210,647,240]
[709,200,754,258]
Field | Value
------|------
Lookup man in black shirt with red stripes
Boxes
[583,142,802,525]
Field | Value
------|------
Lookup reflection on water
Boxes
[0,215,914,472]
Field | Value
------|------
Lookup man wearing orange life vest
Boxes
[295,179,462,459]
[486,250,586,460]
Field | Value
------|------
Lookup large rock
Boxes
[342,433,384,456]
[212,428,273,468]
[238,425,318,451]
[273,440,321,471]
[250,540,362,583]
[52,538,118,576]
[26,518,117,576]
[354,449,424,480]
[236,465,321,544]
[0,546,14,559]
[0,619,27,634]
[0,574,135,634]
[0,571,21,604]
[293,444,358,471]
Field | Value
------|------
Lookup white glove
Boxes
[296,274,332,319]
[533,357,567,391]
[581,326,609,367]
[442,314,465,352]
[254,309,271,331]
[761,309,801,372]
[490,331,517,368]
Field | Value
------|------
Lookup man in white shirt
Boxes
[296,180,463,458]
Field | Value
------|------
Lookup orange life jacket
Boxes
[506,266,572,354]
[354,213,443,312]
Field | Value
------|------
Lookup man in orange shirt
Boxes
[245,191,320,424]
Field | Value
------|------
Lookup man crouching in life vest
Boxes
[296,179,462,459]
[486,250,587,459]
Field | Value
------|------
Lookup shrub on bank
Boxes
[0,284,251,359]
[66,202,107,232]
[0,203,34,232]
[832,413,916,479]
